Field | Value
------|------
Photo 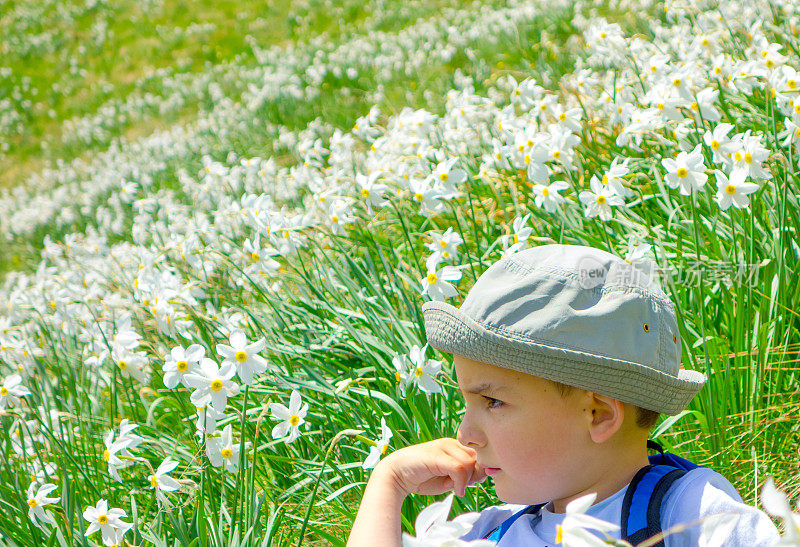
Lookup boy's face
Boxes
[454,354,593,506]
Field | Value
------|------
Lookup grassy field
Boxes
[0,0,468,188]
[0,0,799,545]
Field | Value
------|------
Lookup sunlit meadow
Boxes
[1,0,800,544]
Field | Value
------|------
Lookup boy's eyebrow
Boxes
[464,382,507,395]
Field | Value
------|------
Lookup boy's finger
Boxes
[446,458,472,497]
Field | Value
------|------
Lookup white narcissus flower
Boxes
[362,418,393,469]
[730,131,772,180]
[356,171,389,215]
[704,123,737,165]
[163,344,204,389]
[148,457,182,507]
[102,419,143,482]
[402,492,494,546]
[407,344,442,394]
[714,170,760,211]
[761,477,800,544]
[184,358,240,412]
[195,404,229,436]
[391,353,410,395]
[425,227,464,263]
[206,424,249,472]
[555,492,619,546]
[600,157,633,198]
[428,157,467,199]
[83,499,132,545]
[502,214,533,251]
[661,144,708,196]
[26,483,60,529]
[111,346,149,385]
[421,265,462,302]
[269,390,309,443]
[0,374,31,409]
[579,176,625,221]
[532,180,569,213]
[217,329,269,385]
[690,87,722,123]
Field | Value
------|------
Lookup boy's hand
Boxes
[378,437,488,497]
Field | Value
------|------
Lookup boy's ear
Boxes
[583,392,625,444]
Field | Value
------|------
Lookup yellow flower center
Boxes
[676,167,688,178]
[656,103,664,110]
[250,252,259,261]
[725,184,737,195]
[361,188,370,197]
[150,475,158,487]
[0,387,7,396]
[382,444,389,455]
[439,240,447,248]
[415,367,424,377]
[514,234,519,244]
[542,187,550,196]
[117,360,127,370]
[439,173,448,182]
[210,379,223,392]
[766,59,774,68]
[558,112,567,121]
[789,80,797,89]
[795,128,800,138]
[414,192,423,202]
[395,372,402,382]
[602,174,609,184]
[176,360,189,372]
[744,152,753,163]
[103,449,110,462]
[795,104,800,114]
[553,150,561,159]
[289,415,300,426]
[711,140,720,150]
[28,498,37,508]
[596,195,607,205]
[331,215,338,224]
[98,514,108,524]
[691,101,699,111]
[221,448,233,459]
[426,273,438,284]
[235,351,248,363]
[734,151,743,162]
[673,78,681,87]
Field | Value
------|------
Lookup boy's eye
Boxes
[483,396,504,409]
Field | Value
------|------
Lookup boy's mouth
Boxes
[483,467,501,476]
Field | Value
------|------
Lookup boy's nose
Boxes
[456,418,485,448]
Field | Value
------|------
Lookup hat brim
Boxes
[422,300,705,416]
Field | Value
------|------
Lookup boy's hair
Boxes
[549,380,660,430]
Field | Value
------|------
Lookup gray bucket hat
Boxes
[422,244,705,415]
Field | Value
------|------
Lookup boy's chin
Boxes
[493,479,547,506]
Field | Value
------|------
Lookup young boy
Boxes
[348,244,779,545]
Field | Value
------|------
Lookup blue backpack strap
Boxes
[647,440,700,471]
[622,442,694,547]
[484,504,544,541]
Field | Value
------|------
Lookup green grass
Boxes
[0,0,799,544]
[0,0,475,189]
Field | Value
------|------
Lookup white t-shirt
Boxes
[459,468,780,546]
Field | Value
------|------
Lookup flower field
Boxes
[1,0,800,544]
